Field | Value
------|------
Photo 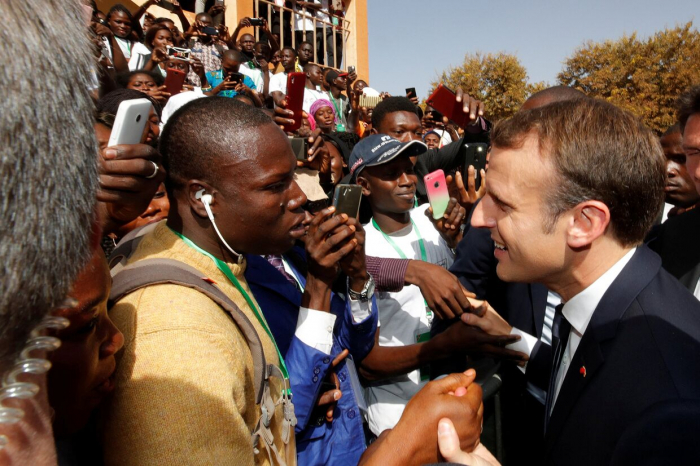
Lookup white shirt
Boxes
[294,0,326,31]
[269,71,288,95]
[550,248,636,411]
[303,87,326,113]
[128,42,152,71]
[362,204,455,435]
[240,62,264,92]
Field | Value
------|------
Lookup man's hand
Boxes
[438,420,501,466]
[151,46,168,64]
[426,197,466,249]
[234,81,252,95]
[446,168,486,214]
[300,129,330,174]
[208,4,225,16]
[434,319,526,362]
[97,144,165,235]
[145,84,171,104]
[461,299,513,337]
[93,22,113,38]
[212,76,239,94]
[455,87,484,124]
[339,217,369,291]
[237,17,252,29]
[359,369,483,466]
[190,57,206,82]
[406,91,419,106]
[272,99,296,129]
[404,260,475,320]
[305,206,357,284]
[314,349,349,422]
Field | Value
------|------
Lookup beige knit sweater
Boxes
[102,222,296,465]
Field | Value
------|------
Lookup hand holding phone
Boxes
[107,98,153,147]
[332,185,363,219]
[427,85,484,128]
[282,72,306,133]
[424,170,450,219]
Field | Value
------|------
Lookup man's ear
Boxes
[566,200,610,249]
[356,175,371,197]
[187,180,216,219]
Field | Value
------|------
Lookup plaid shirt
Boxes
[187,39,229,87]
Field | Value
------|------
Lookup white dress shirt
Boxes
[550,248,636,411]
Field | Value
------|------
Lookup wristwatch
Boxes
[347,273,375,302]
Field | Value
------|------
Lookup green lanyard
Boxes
[328,93,346,131]
[371,218,433,321]
[170,229,291,386]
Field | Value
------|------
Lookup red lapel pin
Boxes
[580,366,587,377]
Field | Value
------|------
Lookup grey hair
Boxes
[0,0,98,369]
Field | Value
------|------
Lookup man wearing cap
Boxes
[351,134,526,436]
[244,168,379,466]
[325,68,355,132]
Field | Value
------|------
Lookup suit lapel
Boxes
[544,247,661,458]
[244,254,303,306]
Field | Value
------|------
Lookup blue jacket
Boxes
[245,248,378,466]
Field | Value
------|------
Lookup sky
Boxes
[366,0,699,100]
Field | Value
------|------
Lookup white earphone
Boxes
[196,189,243,264]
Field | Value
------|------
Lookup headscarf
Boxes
[309,98,336,119]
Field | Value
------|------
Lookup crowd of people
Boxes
[1,1,700,465]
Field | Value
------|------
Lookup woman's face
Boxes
[151,28,173,49]
[115,183,170,236]
[48,249,124,437]
[108,11,131,39]
[145,107,160,146]
[94,122,111,151]
[164,58,189,74]
[127,73,157,92]
[314,106,336,132]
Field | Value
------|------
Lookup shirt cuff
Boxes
[295,307,337,355]
[366,256,409,292]
[507,327,538,374]
[348,296,373,323]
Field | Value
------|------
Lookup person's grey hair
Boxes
[0,0,98,370]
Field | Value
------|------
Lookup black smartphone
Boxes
[406,87,417,99]
[249,18,264,27]
[430,109,444,123]
[226,72,244,84]
[348,65,356,74]
[459,143,488,190]
[289,137,309,161]
[332,184,363,218]
[202,26,219,36]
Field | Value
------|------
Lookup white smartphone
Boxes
[108,99,153,147]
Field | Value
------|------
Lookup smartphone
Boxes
[167,46,191,60]
[406,87,417,99]
[164,68,187,95]
[424,170,450,219]
[426,84,472,128]
[459,143,488,190]
[430,109,444,123]
[226,72,244,84]
[215,0,225,5]
[159,0,176,11]
[202,26,219,36]
[249,18,264,27]
[332,185,363,218]
[283,72,306,133]
[107,99,153,147]
[359,94,381,109]
[289,137,309,161]
[348,65,356,74]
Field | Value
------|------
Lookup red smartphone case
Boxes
[283,72,307,133]
[426,84,471,128]
[164,68,187,96]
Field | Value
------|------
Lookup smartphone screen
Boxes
[459,143,488,190]
[424,170,450,219]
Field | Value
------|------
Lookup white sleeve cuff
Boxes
[295,307,337,355]
[349,297,372,323]
[507,327,538,374]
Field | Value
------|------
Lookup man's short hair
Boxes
[677,85,700,133]
[160,97,274,193]
[0,0,98,369]
[524,86,586,108]
[282,46,297,57]
[491,98,665,246]
[222,49,245,62]
[304,62,320,73]
[297,41,313,50]
[371,96,419,129]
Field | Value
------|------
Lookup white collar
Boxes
[562,248,636,336]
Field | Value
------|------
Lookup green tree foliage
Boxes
[430,52,546,121]
[558,22,700,134]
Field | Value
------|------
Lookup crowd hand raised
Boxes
[446,168,486,214]
[97,144,165,234]
[315,349,349,422]
[454,87,484,125]
[436,318,527,362]
[151,46,169,64]
[272,98,295,130]
[347,70,357,84]
[406,91,419,106]
[208,4,225,16]
[238,16,252,28]
[146,85,171,104]
[438,420,501,466]
[359,369,483,466]
[404,260,475,320]
[216,24,230,42]
[300,129,330,172]
[426,197,466,249]
[190,57,206,79]
[92,22,113,38]
[305,206,358,284]
[338,217,369,290]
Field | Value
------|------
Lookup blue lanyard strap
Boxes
[169,228,291,385]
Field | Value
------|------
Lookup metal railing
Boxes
[253,0,351,69]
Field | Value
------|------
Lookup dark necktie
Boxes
[544,303,571,433]
[266,255,299,289]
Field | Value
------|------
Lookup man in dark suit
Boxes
[649,86,700,297]
[461,98,700,465]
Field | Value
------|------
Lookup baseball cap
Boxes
[325,69,349,85]
[348,134,427,181]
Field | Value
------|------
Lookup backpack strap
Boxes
[108,222,159,274]
[109,258,267,404]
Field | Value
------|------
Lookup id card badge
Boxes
[336,123,346,132]
[415,330,431,381]
[345,356,368,415]
[426,307,434,326]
